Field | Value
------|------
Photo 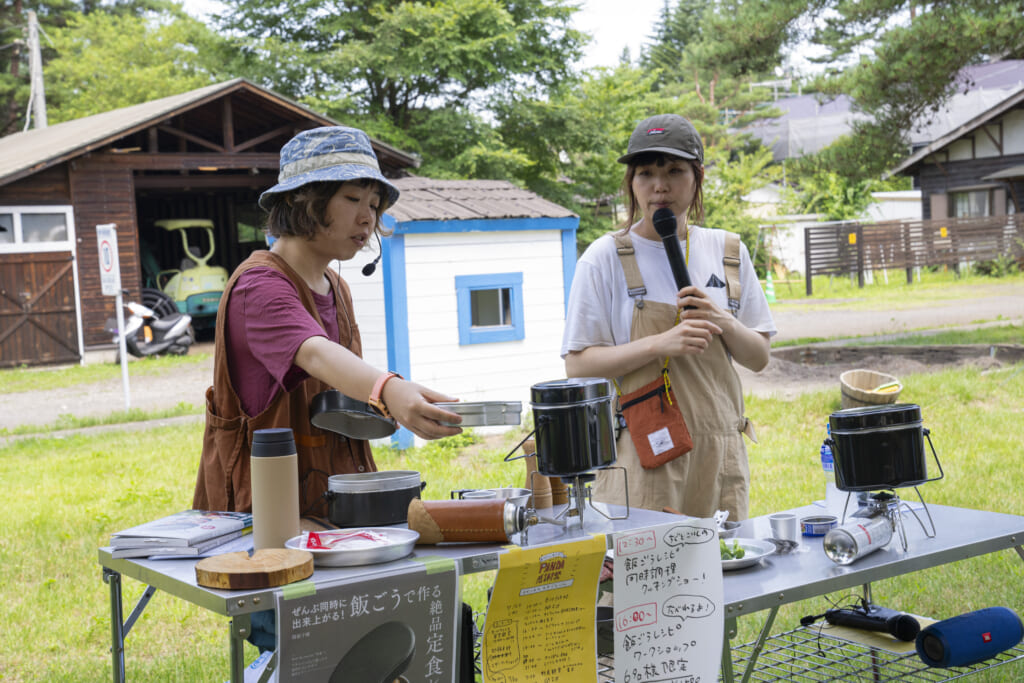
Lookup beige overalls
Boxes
[592,231,752,520]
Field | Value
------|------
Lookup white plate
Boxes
[285,527,419,567]
[721,538,776,571]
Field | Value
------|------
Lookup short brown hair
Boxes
[620,152,704,230]
[264,180,388,240]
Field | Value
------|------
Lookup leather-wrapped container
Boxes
[408,499,524,544]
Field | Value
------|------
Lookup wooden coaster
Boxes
[195,548,313,590]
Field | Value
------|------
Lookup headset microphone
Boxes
[362,233,383,277]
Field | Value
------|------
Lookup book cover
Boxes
[111,510,253,548]
[110,529,250,559]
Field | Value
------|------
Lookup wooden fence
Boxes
[803,214,1024,295]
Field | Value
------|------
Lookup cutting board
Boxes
[195,548,313,590]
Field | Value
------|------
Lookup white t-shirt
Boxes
[561,226,777,357]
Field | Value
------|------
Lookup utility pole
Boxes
[27,10,48,129]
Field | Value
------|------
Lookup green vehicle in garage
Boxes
[153,219,228,330]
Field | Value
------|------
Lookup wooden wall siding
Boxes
[70,164,140,346]
[917,154,1024,219]
[803,214,1024,294]
[0,251,79,367]
[0,165,71,204]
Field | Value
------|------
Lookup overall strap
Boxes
[723,232,742,315]
[612,231,647,306]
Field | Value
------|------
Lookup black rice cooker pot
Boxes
[826,403,943,491]
[325,471,424,527]
[530,378,617,477]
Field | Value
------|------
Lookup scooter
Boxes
[106,301,194,359]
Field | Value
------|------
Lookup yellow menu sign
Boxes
[482,535,607,682]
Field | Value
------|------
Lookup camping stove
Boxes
[862,489,937,552]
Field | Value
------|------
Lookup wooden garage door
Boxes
[0,251,81,367]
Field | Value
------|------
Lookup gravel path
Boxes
[2,283,1021,432]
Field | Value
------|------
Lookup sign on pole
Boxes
[96,223,130,410]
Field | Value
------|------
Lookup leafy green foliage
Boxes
[43,8,232,122]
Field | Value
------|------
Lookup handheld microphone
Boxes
[361,233,383,277]
[825,605,921,642]
[651,208,694,308]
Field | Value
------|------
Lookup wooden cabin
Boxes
[0,79,417,367]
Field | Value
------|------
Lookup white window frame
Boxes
[0,205,77,253]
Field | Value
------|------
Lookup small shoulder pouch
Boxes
[617,365,693,469]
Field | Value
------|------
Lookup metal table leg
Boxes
[721,617,738,683]
[230,613,252,683]
[103,568,157,683]
[740,606,779,683]
[104,569,125,683]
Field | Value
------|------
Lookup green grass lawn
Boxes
[2,269,1022,681]
[1,360,1022,681]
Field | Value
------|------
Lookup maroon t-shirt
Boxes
[226,267,340,416]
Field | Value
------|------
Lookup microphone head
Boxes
[651,208,677,238]
[361,261,377,276]
[889,614,921,642]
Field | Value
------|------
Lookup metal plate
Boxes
[435,401,522,427]
[721,538,776,571]
[310,390,397,440]
[285,528,419,567]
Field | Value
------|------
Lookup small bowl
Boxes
[488,487,532,507]
[719,521,742,539]
[801,515,838,536]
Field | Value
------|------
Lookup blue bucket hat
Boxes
[258,126,401,211]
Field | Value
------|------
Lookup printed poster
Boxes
[275,561,460,683]
[612,519,723,683]
[482,535,607,682]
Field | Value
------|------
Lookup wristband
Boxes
[368,371,402,418]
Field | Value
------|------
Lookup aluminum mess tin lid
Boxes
[828,403,922,433]
[530,377,613,406]
[434,401,522,427]
[328,470,421,493]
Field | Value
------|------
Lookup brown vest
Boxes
[191,251,376,515]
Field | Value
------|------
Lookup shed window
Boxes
[0,206,75,253]
[455,272,524,345]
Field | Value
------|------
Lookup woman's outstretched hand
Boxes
[382,379,463,440]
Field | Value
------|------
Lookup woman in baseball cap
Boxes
[560,114,776,521]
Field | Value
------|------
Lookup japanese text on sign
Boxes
[612,521,724,683]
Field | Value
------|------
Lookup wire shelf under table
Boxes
[726,626,1024,682]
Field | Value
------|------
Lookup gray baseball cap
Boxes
[617,114,704,165]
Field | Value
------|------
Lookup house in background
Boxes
[746,60,1024,165]
[890,87,1024,220]
[0,79,418,367]
[333,178,579,449]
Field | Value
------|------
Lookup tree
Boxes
[43,6,235,122]
[0,0,173,134]
[214,0,586,145]
[705,0,1024,178]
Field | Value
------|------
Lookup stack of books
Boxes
[110,510,253,559]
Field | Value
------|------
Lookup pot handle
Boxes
[921,427,945,484]
[503,428,537,462]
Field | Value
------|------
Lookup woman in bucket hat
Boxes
[560,114,776,521]
[194,126,462,519]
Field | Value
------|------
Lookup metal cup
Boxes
[770,512,799,543]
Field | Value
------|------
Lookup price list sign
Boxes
[611,520,723,683]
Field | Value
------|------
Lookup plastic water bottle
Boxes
[821,434,846,518]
